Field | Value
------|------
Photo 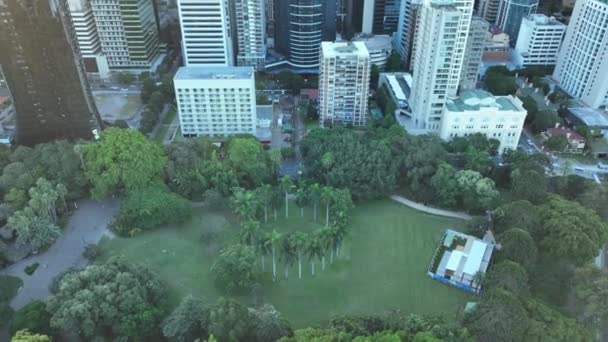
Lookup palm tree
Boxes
[255,184,273,223]
[270,229,282,282]
[295,187,308,217]
[307,183,322,222]
[321,186,335,226]
[279,176,293,219]
[332,220,348,257]
[269,149,282,178]
[281,233,297,280]
[472,271,486,293]
[240,220,260,247]
[318,228,334,271]
[258,233,272,272]
[231,188,258,221]
[292,231,308,280]
[306,233,322,276]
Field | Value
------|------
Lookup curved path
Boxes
[390,195,472,220]
[0,198,119,310]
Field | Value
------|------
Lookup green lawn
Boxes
[97,199,471,327]
[153,108,177,143]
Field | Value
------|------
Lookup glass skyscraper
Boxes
[0,0,101,145]
[497,0,538,46]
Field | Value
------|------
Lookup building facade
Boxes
[319,42,371,127]
[439,90,527,153]
[477,0,500,23]
[410,0,474,130]
[363,0,402,34]
[274,0,336,70]
[178,0,234,66]
[514,14,566,66]
[460,16,489,91]
[174,66,256,137]
[91,0,164,71]
[497,0,539,46]
[394,0,422,71]
[234,0,266,70]
[67,0,110,78]
[553,0,608,109]
[0,0,101,145]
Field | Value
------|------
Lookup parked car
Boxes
[598,162,608,169]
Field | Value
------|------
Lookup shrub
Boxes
[82,244,101,261]
[0,275,23,302]
[211,244,259,293]
[113,187,192,236]
[24,263,39,276]
[0,301,14,326]
[48,267,79,294]
[9,300,52,336]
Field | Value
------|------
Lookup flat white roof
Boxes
[446,250,465,271]
[387,75,407,101]
[321,41,369,58]
[463,240,488,276]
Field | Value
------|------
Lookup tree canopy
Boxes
[83,128,167,198]
[210,244,259,293]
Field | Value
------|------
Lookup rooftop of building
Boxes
[569,107,608,127]
[353,34,393,50]
[256,105,273,121]
[524,14,566,26]
[446,90,522,112]
[321,41,369,58]
[380,72,412,102]
[174,66,254,81]
[546,127,585,142]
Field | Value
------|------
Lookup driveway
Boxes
[0,198,119,310]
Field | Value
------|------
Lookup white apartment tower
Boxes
[394,0,422,70]
[460,16,489,91]
[90,0,164,70]
[514,14,566,66]
[235,0,266,70]
[174,67,256,137]
[319,42,371,127]
[553,0,608,109]
[178,0,234,66]
[410,0,474,130]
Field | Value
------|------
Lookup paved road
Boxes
[0,198,119,310]
[390,195,472,220]
[149,103,171,139]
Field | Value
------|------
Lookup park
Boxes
[97,199,470,327]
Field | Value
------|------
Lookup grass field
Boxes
[153,109,177,143]
[97,199,471,327]
[0,275,23,302]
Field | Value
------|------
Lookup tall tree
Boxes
[292,231,308,280]
[484,260,530,297]
[9,207,60,250]
[231,188,259,222]
[498,228,538,271]
[211,244,259,293]
[279,176,294,219]
[270,229,282,282]
[240,220,261,247]
[162,295,208,342]
[572,264,608,325]
[321,186,335,226]
[207,298,253,342]
[251,304,293,342]
[307,183,322,222]
[306,234,323,276]
[492,200,539,234]
[281,233,297,279]
[11,330,51,342]
[226,137,271,188]
[430,163,459,208]
[255,184,274,223]
[537,195,608,265]
[83,128,167,198]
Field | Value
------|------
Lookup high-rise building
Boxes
[477,0,500,23]
[67,0,110,78]
[234,0,266,70]
[319,42,371,127]
[410,0,474,130]
[177,0,234,66]
[514,14,566,66]
[344,0,365,38]
[174,66,256,137]
[460,16,489,90]
[363,0,402,34]
[274,0,336,70]
[394,0,422,70]
[90,0,164,71]
[0,0,101,145]
[553,0,608,109]
[497,0,538,46]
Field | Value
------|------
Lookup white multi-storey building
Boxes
[90,0,164,71]
[410,0,474,131]
[235,0,266,70]
[354,34,393,69]
[67,0,110,78]
[553,0,608,109]
[319,42,371,127]
[460,16,489,91]
[439,90,527,153]
[514,14,566,66]
[174,66,256,137]
[177,0,234,66]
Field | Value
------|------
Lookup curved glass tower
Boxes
[497,0,538,46]
[275,0,336,70]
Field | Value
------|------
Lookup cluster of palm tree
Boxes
[232,178,354,282]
